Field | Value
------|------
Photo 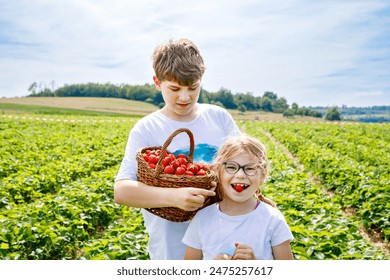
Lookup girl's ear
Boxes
[153,76,161,90]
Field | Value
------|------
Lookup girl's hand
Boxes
[231,244,256,260]
[213,253,232,260]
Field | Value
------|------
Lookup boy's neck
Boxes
[160,103,200,122]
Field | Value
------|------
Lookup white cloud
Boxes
[0,0,389,106]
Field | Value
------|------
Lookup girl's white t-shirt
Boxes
[182,202,294,260]
[115,103,241,260]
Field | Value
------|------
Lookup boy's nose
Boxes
[178,90,190,101]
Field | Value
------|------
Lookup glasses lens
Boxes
[224,162,239,174]
[243,164,258,176]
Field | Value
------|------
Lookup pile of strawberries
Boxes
[142,148,211,176]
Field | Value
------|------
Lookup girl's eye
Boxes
[245,166,257,171]
[225,165,238,172]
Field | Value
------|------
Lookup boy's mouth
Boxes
[231,183,249,193]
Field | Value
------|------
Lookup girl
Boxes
[182,135,294,260]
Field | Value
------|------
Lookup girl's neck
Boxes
[218,198,259,216]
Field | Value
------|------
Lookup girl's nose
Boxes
[235,168,246,178]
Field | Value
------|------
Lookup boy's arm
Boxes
[114,179,215,211]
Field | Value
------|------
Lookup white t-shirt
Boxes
[182,202,294,260]
[115,103,241,260]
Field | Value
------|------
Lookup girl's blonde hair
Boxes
[152,38,205,86]
[213,134,269,201]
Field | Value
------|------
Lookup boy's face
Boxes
[153,76,201,121]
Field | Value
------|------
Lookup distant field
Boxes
[0,97,158,117]
[0,97,323,122]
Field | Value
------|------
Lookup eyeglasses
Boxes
[223,161,261,176]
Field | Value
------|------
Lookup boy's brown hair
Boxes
[152,38,205,86]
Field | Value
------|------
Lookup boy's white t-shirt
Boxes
[115,103,241,260]
[182,202,294,260]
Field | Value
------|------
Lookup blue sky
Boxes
[0,0,389,107]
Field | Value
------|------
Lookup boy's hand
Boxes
[172,187,215,211]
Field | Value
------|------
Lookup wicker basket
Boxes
[136,128,217,222]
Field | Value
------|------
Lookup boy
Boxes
[114,38,241,259]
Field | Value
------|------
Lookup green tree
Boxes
[259,98,273,112]
[28,82,38,95]
[272,97,289,113]
[238,104,247,114]
[215,88,236,109]
[283,109,295,118]
[263,91,278,100]
[325,107,341,121]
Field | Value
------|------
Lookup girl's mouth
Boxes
[231,183,249,193]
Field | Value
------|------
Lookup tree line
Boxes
[27,82,325,118]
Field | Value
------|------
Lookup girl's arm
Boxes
[184,246,203,260]
[272,240,294,260]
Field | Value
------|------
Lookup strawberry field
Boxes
[0,115,389,260]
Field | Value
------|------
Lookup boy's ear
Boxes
[153,76,161,90]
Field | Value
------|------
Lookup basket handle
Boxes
[154,128,195,178]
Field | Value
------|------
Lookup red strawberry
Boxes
[196,169,206,176]
[148,154,158,164]
[172,159,181,169]
[179,157,187,165]
[185,170,194,176]
[162,157,171,167]
[148,163,156,169]
[164,165,175,174]
[233,185,244,192]
[175,166,186,175]
[187,163,199,174]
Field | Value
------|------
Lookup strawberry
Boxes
[148,163,156,169]
[185,170,194,176]
[177,154,187,159]
[164,165,175,174]
[172,159,181,169]
[162,157,171,167]
[233,185,244,192]
[196,169,206,176]
[178,157,187,165]
[148,154,158,164]
[187,163,199,174]
[175,166,186,175]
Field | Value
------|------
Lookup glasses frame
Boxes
[222,161,261,176]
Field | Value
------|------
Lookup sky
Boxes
[0,0,389,107]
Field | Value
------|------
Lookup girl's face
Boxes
[219,153,262,204]
[154,76,201,121]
